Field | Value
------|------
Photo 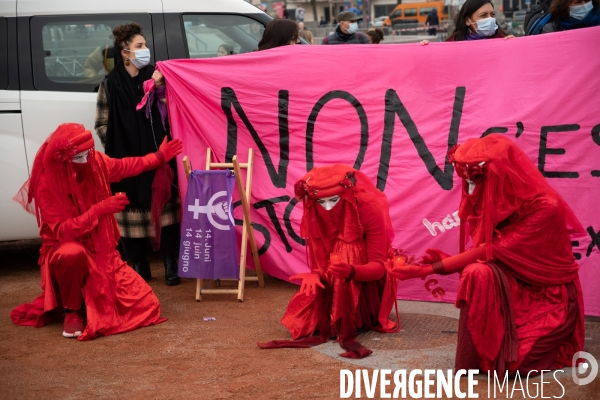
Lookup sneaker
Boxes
[62,310,85,338]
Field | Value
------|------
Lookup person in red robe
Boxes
[258,165,399,358]
[387,134,585,376]
[11,123,182,340]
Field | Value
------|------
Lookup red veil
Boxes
[259,165,398,358]
[11,123,164,339]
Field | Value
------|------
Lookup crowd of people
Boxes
[9,0,596,380]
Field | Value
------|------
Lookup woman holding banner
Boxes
[94,22,181,286]
[386,135,585,376]
[258,165,399,359]
[446,0,513,41]
[526,0,600,35]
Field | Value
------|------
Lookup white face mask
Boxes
[317,195,341,211]
[347,22,359,33]
[72,150,89,163]
[471,17,498,37]
[570,1,593,20]
[125,48,151,69]
[466,179,476,195]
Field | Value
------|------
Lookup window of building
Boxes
[182,14,265,59]
[30,14,153,92]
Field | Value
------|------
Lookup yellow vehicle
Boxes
[383,1,448,26]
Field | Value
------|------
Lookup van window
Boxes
[182,14,264,58]
[0,18,8,90]
[390,10,402,19]
[30,14,153,92]
[420,8,434,16]
[404,9,418,17]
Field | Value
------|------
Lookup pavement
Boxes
[1,239,599,399]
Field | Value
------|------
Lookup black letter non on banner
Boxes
[538,124,580,178]
[284,198,305,246]
[222,87,290,188]
[591,124,600,177]
[376,87,464,191]
[232,201,271,255]
[254,196,293,252]
[306,91,368,172]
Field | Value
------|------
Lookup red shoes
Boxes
[62,310,86,338]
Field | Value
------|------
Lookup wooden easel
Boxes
[182,148,264,302]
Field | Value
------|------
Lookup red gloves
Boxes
[329,262,355,280]
[90,194,129,217]
[289,273,325,296]
[385,261,434,281]
[420,248,450,264]
[157,137,183,163]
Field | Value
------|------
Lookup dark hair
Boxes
[366,28,384,43]
[446,0,507,41]
[258,19,298,50]
[549,0,599,23]
[113,22,144,64]
[218,44,234,55]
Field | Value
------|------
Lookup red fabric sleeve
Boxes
[101,151,163,183]
[435,245,487,275]
[353,201,388,282]
[37,185,99,242]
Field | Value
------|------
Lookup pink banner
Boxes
[158,27,600,315]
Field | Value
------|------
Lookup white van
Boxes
[0,0,270,241]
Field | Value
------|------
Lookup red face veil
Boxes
[14,123,111,227]
[449,134,584,259]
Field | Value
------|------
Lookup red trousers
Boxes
[48,242,90,311]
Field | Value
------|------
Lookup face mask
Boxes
[472,17,498,37]
[317,195,341,211]
[347,22,359,33]
[570,1,593,20]
[72,150,89,164]
[125,48,151,69]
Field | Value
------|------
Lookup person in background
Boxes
[298,29,314,44]
[217,44,234,57]
[366,28,385,43]
[84,45,115,78]
[527,0,599,34]
[425,8,440,36]
[322,11,370,44]
[298,21,305,31]
[258,19,299,50]
[446,0,514,41]
[295,6,306,22]
[94,22,181,286]
[282,5,290,19]
[319,16,327,27]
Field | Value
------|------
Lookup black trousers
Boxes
[120,223,180,264]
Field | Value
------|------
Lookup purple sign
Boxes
[179,170,239,279]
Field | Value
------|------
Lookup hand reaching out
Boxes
[158,137,183,162]
[289,273,325,296]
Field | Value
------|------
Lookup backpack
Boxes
[524,0,552,35]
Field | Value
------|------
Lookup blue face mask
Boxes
[125,48,151,69]
[473,17,498,37]
[570,1,593,20]
[347,22,358,33]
